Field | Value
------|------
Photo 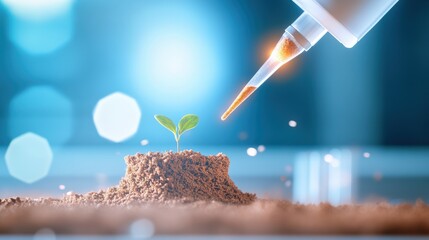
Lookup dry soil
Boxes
[0,151,428,235]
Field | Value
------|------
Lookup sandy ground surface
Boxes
[1,199,429,235]
[2,152,428,235]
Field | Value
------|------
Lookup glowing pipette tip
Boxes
[221,32,304,121]
[221,86,256,121]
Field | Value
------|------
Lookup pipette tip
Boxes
[221,86,257,121]
[220,110,230,121]
[221,30,305,121]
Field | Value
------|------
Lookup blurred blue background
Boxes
[0,0,429,204]
[0,0,427,147]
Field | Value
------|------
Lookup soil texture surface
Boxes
[1,151,428,235]
[1,199,429,235]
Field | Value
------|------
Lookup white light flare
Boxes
[247,147,258,157]
[289,120,297,128]
[324,153,340,168]
[2,0,73,20]
[2,0,74,55]
[140,139,149,146]
[5,132,53,184]
[93,92,142,143]
[129,218,155,239]
[132,3,221,109]
[324,154,334,163]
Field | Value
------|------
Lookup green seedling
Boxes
[154,114,199,152]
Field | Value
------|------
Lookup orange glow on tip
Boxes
[221,86,257,121]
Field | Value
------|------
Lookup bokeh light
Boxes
[285,165,293,174]
[131,2,221,109]
[8,86,73,145]
[324,153,341,167]
[288,120,297,128]
[324,154,334,163]
[96,173,109,189]
[33,228,56,240]
[93,92,142,143]
[257,145,266,153]
[129,218,155,239]
[140,139,149,146]
[373,172,383,182]
[247,147,258,157]
[2,0,74,55]
[5,132,53,184]
[238,131,248,141]
[9,44,83,83]
[2,0,73,20]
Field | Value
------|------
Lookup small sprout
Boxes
[154,114,199,152]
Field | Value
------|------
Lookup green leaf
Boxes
[178,114,199,135]
[154,115,177,135]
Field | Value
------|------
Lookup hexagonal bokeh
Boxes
[5,132,53,184]
[93,92,141,142]
[2,0,75,55]
[8,86,73,145]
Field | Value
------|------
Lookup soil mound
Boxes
[63,150,255,205]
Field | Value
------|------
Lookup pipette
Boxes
[221,0,398,121]
[220,32,304,121]
[221,13,323,121]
